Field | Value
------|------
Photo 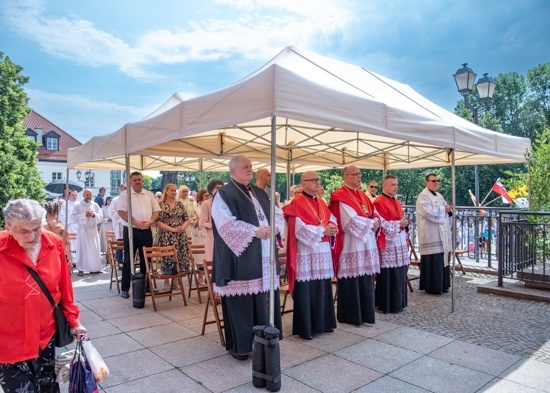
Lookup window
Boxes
[46,138,58,150]
[85,175,95,188]
[28,135,36,142]
[110,170,123,194]
[52,172,62,181]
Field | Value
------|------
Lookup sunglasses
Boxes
[369,185,378,189]
[428,180,441,183]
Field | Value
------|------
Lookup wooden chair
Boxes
[67,232,77,274]
[107,239,124,293]
[331,277,338,303]
[188,244,208,303]
[201,259,225,347]
[278,252,293,315]
[450,249,467,276]
[407,237,420,292]
[142,245,188,311]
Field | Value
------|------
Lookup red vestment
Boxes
[329,186,379,276]
[283,193,333,295]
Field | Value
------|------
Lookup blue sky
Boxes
[1,0,549,144]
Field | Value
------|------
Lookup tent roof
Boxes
[68,46,531,172]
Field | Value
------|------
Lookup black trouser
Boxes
[0,336,58,393]
[121,226,153,292]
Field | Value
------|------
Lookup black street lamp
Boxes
[453,63,496,199]
[76,169,94,186]
[453,63,496,260]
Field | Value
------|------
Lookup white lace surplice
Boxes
[337,202,380,278]
[212,191,285,297]
[294,217,334,282]
[378,218,409,268]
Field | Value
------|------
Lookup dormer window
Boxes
[42,130,60,151]
[46,137,58,150]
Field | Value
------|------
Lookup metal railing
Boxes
[403,205,512,269]
[497,210,550,287]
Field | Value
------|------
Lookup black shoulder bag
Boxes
[25,266,75,347]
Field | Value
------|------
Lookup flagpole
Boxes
[479,177,499,206]
[484,196,505,207]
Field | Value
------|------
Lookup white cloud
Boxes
[3,0,355,79]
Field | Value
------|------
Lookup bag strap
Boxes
[25,265,56,308]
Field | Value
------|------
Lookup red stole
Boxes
[328,186,378,276]
[283,193,332,295]
[373,193,404,250]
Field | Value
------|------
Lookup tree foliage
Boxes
[0,53,44,225]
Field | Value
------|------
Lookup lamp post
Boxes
[453,63,496,260]
[182,172,196,190]
[76,169,94,187]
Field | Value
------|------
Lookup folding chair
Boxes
[142,245,188,311]
[188,244,208,303]
[407,237,420,292]
[278,252,293,315]
[67,232,77,274]
[107,239,123,293]
[201,259,225,347]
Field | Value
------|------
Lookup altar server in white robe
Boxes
[72,189,103,275]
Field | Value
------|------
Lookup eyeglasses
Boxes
[345,173,361,177]
[428,179,441,183]
[369,185,378,189]
[303,178,321,183]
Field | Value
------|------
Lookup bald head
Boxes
[255,168,271,189]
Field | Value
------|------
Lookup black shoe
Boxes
[90,271,102,274]
[230,353,250,361]
[77,271,84,276]
[324,328,334,333]
[121,291,129,299]
[300,335,313,340]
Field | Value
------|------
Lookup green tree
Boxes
[0,53,44,225]
[507,125,550,211]
[527,63,550,126]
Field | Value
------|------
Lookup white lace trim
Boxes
[218,220,256,257]
[214,256,280,297]
[295,251,334,282]
[338,249,380,278]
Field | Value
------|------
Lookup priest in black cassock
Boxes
[211,155,285,360]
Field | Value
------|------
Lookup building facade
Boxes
[23,110,122,198]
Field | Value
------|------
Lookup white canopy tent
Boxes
[67,46,530,173]
[68,46,531,315]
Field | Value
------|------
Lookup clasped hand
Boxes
[324,224,338,236]
[256,226,270,239]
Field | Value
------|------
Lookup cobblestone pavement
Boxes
[378,266,550,364]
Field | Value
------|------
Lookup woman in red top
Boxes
[0,199,87,392]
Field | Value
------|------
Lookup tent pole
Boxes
[269,115,277,327]
[450,149,456,313]
[64,168,70,228]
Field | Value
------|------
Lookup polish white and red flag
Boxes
[491,180,513,204]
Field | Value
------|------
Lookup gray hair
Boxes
[3,199,46,227]
[228,155,247,173]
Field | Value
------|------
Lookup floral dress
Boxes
[157,200,190,273]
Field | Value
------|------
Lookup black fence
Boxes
[403,205,510,269]
[497,211,550,287]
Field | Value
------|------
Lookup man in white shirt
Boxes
[117,172,160,299]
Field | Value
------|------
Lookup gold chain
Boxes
[299,194,324,225]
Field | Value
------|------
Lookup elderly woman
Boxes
[0,199,86,392]
[199,179,224,261]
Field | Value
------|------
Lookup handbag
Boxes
[25,266,75,347]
